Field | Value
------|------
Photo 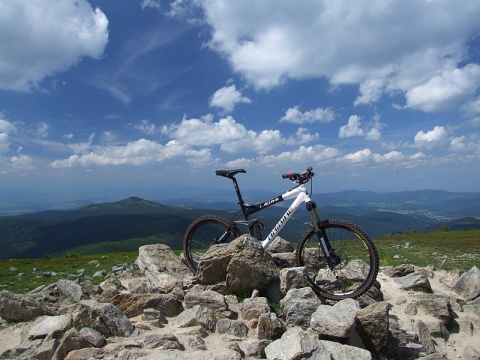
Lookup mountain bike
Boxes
[183,167,379,300]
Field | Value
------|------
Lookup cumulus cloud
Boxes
[0,118,17,153]
[414,126,447,148]
[174,0,480,111]
[280,106,336,124]
[404,64,480,112]
[338,115,383,140]
[0,0,108,91]
[209,85,252,112]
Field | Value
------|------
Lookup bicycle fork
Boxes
[306,201,340,270]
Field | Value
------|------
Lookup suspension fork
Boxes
[306,201,340,269]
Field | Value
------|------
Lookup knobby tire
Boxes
[183,215,241,274]
[296,219,379,300]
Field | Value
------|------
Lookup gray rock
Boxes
[321,340,372,360]
[143,333,182,350]
[280,286,321,329]
[136,244,191,292]
[175,305,217,331]
[216,318,249,337]
[52,328,89,360]
[197,236,279,294]
[394,272,432,292]
[415,319,435,355]
[239,297,270,321]
[28,314,72,340]
[56,279,83,302]
[356,301,390,355]
[237,338,272,358]
[0,290,57,322]
[79,327,105,347]
[265,327,328,360]
[137,348,242,360]
[184,290,227,310]
[257,312,286,340]
[266,236,294,253]
[310,302,357,338]
[383,264,415,278]
[413,294,452,323]
[279,267,308,296]
[61,299,134,337]
[453,266,480,301]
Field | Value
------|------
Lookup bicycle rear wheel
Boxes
[183,215,241,274]
[296,219,379,300]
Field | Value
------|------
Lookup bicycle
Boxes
[183,167,379,300]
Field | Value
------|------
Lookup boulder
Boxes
[0,290,57,322]
[310,301,357,338]
[394,272,432,292]
[111,292,183,318]
[135,244,191,293]
[184,290,227,311]
[356,301,391,355]
[453,266,480,301]
[197,236,280,294]
[280,286,321,329]
[238,297,270,321]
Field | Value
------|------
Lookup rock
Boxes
[264,327,327,360]
[280,286,321,329]
[356,301,390,355]
[412,294,452,323]
[197,237,280,294]
[310,301,357,338]
[394,272,432,292]
[266,236,294,253]
[184,290,227,310]
[383,264,415,278]
[279,267,308,296]
[143,333,182,350]
[52,328,90,360]
[79,327,105,347]
[135,244,191,292]
[175,305,217,331]
[237,338,271,358]
[453,266,480,301]
[415,319,435,355]
[321,340,372,359]
[0,290,57,322]
[238,297,270,321]
[257,312,285,340]
[60,300,134,337]
[111,292,183,318]
[28,314,72,340]
[216,318,249,337]
[56,279,83,302]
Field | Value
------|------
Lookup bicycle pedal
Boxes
[242,235,263,250]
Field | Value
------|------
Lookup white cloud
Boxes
[67,133,96,154]
[209,85,252,112]
[404,64,480,112]
[0,118,17,153]
[280,106,336,124]
[10,154,34,170]
[134,120,159,135]
[343,149,372,163]
[177,0,480,111]
[414,126,447,148]
[354,79,385,106]
[338,115,383,140]
[0,0,108,92]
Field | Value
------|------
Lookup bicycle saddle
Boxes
[215,169,246,178]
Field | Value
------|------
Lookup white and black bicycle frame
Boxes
[219,173,340,270]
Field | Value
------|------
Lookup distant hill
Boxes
[1,191,480,260]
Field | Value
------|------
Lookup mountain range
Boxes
[1,190,479,260]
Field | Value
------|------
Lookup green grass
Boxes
[0,252,137,294]
[375,229,480,270]
[1,229,479,294]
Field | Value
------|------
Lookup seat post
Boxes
[229,176,247,214]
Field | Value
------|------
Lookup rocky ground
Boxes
[0,237,479,359]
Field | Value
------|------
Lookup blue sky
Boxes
[1,0,480,206]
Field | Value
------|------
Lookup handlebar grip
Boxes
[282,173,296,179]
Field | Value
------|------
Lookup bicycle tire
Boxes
[296,219,379,300]
[183,215,242,274]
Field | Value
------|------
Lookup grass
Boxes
[1,229,479,294]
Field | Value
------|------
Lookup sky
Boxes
[1,0,480,207]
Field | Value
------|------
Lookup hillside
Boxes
[1,192,480,260]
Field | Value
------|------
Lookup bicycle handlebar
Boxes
[282,166,314,184]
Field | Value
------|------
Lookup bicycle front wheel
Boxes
[183,215,241,274]
[296,219,379,300]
